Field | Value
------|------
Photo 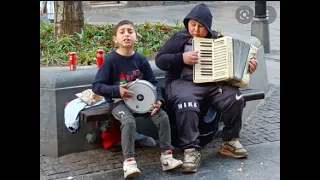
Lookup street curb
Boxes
[56,141,280,180]
[54,147,220,180]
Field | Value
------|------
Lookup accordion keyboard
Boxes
[193,38,214,83]
[193,37,233,83]
[192,36,256,87]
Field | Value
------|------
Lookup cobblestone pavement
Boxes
[40,84,280,180]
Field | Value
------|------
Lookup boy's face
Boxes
[187,19,208,38]
[113,24,137,48]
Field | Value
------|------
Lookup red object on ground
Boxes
[65,101,121,149]
[95,121,121,149]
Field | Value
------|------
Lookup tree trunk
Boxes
[54,1,84,38]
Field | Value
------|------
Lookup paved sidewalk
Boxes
[57,141,280,180]
[83,1,280,51]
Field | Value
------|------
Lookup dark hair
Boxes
[113,20,136,36]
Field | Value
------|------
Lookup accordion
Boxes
[192,36,258,87]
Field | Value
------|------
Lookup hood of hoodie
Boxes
[183,3,215,38]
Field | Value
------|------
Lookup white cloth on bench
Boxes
[64,98,107,133]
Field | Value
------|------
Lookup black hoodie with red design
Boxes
[92,50,163,103]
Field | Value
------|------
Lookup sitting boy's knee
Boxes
[152,109,170,125]
[121,118,136,128]
[160,110,170,120]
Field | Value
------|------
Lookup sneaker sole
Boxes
[124,169,141,179]
[162,161,183,171]
[181,166,197,173]
[219,148,248,158]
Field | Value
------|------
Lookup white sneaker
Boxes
[220,138,248,158]
[123,157,141,179]
[160,150,183,171]
[181,148,201,173]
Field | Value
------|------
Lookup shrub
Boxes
[40,20,185,66]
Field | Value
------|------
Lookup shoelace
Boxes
[124,163,138,171]
[184,152,199,163]
[227,140,243,149]
[165,157,179,164]
[124,159,137,168]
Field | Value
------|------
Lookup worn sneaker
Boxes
[123,157,141,179]
[220,138,248,158]
[181,148,201,173]
[160,150,183,171]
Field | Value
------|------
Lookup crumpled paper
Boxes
[75,89,103,105]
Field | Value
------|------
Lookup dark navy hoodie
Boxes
[155,3,218,85]
[92,51,163,103]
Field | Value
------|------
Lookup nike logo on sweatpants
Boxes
[236,94,243,100]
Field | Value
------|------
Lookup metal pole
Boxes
[255,1,267,19]
[251,0,270,53]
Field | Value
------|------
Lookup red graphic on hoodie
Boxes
[119,69,142,84]
[119,72,127,85]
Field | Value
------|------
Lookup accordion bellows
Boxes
[192,36,257,87]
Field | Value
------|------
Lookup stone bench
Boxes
[40,35,269,157]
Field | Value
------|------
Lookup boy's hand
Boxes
[150,101,162,116]
[183,51,198,65]
[248,57,258,74]
[119,83,134,101]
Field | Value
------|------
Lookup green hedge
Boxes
[40,20,185,66]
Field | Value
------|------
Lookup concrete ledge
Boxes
[40,64,167,157]
[40,66,100,158]
[40,35,268,157]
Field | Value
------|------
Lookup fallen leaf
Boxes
[236,168,242,172]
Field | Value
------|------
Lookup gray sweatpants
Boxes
[111,101,172,159]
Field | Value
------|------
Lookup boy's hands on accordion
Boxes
[183,51,257,73]
[248,57,258,74]
[183,51,199,65]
